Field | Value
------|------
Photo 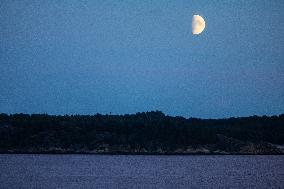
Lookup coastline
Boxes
[1,112,283,156]
[1,150,283,155]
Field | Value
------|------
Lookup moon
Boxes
[192,15,205,35]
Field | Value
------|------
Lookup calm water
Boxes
[0,155,283,189]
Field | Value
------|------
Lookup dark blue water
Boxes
[0,155,283,189]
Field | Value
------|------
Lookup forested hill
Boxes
[0,111,283,154]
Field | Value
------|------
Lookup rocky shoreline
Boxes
[2,140,283,155]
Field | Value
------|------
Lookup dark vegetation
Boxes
[0,111,283,154]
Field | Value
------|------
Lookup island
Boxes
[0,111,283,155]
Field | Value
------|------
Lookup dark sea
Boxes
[0,155,283,189]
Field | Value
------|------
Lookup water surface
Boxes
[0,155,283,189]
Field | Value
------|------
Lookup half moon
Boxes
[192,15,205,35]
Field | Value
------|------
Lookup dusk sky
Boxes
[1,0,284,118]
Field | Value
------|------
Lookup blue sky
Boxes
[1,0,284,118]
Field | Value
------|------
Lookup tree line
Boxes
[0,111,283,153]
